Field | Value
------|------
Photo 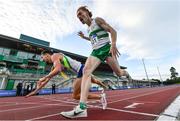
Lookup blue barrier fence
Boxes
[0,85,157,97]
[0,87,73,97]
[0,90,17,97]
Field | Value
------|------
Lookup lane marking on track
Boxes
[0,101,73,108]
[106,107,159,117]
[0,103,17,106]
[39,96,101,105]
[108,87,177,104]
[37,96,159,119]
[87,104,159,117]
[106,86,178,99]
[0,100,58,108]
[0,103,37,107]
[38,96,78,105]
[25,86,178,120]
[25,112,61,121]
[0,105,48,113]
[25,100,159,121]
[131,101,160,104]
[0,103,73,113]
[124,103,144,109]
[103,87,167,98]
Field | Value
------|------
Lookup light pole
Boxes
[157,66,163,85]
[142,58,151,87]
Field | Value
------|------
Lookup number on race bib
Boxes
[91,34,98,44]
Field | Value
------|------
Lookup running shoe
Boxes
[60,105,87,118]
[100,92,107,110]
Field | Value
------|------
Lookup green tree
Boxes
[152,78,161,84]
[170,67,178,79]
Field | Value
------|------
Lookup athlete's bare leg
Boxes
[72,78,101,100]
[72,78,81,100]
[106,56,132,80]
[91,76,108,89]
[80,56,101,103]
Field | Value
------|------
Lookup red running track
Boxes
[0,85,179,120]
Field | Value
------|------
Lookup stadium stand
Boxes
[0,34,158,97]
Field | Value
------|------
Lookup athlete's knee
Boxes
[83,67,92,77]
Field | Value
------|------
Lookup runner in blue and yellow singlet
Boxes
[25,50,107,109]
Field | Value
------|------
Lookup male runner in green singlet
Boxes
[60,6,131,118]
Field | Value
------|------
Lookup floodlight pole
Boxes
[142,58,151,87]
[157,66,163,85]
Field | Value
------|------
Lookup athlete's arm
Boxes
[37,54,62,84]
[25,78,49,98]
[78,31,90,41]
[91,76,108,89]
[45,54,62,79]
[25,54,63,98]
[95,17,120,58]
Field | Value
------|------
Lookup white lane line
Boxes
[34,97,159,120]
[106,107,159,117]
[0,105,47,113]
[42,96,100,104]
[108,87,176,104]
[102,92,134,98]
[132,101,160,104]
[0,100,58,108]
[106,86,177,99]
[0,103,17,107]
[40,96,102,105]
[0,103,73,113]
[0,103,34,107]
[26,102,159,121]
[0,102,16,104]
[26,87,177,120]
[0,101,71,108]
[25,112,61,121]
[25,98,78,121]
[88,104,159,117]
[124,103,144,109]
[38,96,78,105]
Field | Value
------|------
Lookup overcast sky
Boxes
[0,0,179,80]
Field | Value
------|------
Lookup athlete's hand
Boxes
[25,78,50,98]
[78,31,85,39]
[110,44,120,59]
[25,90,37,98]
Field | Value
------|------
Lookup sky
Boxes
[0,0,179,81]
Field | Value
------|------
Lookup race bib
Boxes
[90,34,98,45]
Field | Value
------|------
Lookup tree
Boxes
[152,78,161,84]
[170,67,178,79]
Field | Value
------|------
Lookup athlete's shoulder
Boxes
[51,53,62,61]
[95,17,103,20]
[95,17,105,22]
[95,17,106,25]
